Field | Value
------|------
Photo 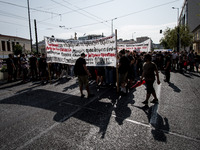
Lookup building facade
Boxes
[136,36,150,43]
[0,34,31,58]
[179,0,200,54]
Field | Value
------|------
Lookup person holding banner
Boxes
[39,53,48,85]
[74,53,94,98]
[141,54,160,105]
[118,49,130,95]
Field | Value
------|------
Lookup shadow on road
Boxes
[168,82,181,93]
[133,104,170,142]
[0,85,136,139]
[0,81,24,90]
[151,115,170,142]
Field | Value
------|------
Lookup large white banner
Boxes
[117,39,151,52]
[45,36,116,67]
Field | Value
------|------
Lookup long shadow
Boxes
[168,82,181,93]
[183,72,200,78]
[133,104,170,142]
[54,77,71,86]
[133,105,152,124]
[0,81,24,90]
[151,115,170,142]
[0,87,115,139]
[0,79,138,139]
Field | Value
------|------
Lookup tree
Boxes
[13,44,22,56]
[160,25,193,50]
[180,25,193,49]
[160,27,177,49]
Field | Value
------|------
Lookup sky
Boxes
[0,0,184,44]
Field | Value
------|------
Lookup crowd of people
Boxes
[4,53,75,84]
[74,49,200,99]
[4,50,200,97]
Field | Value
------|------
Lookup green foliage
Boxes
[160,25,193,50]
[0,65,7,72]
[180,25,193,48]
[13,44,22,56]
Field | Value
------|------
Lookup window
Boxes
[7,41,10,51]
[12,42,15,51]
[1,41,5,51]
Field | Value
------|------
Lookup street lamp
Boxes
[111,18,117,35]
[172,7,179,26]
[172,7,180,52]
[59,25,65,28]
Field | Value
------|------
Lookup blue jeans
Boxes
[105,67,114,84]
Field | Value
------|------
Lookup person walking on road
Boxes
[74,53,94,98]
[39,53,48,85]
[194,52,200,73]
[164,52,171,83]
[188,50,195,72]
[141,54,160,105]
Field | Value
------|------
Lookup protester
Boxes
[118,49,130,95]
[6,54,16,83]
[60,64,69,78]
[194,52,200,73]
[105,66,115,87]
[39,53,48,85]
[95,66,105,87]
[178,51,184,73]
[126,51,135,88]
[164,52,171,83]
[183,51,188,72]
[172,51,178,71]
[136,53,143,76]
[140,54,160,105]
[20,54,29,83]
[29,53,38,81]
[13,55,19,81]
[188,50,195,72]
[74,53,94,98]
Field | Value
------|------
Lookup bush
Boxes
[0,64,7,72]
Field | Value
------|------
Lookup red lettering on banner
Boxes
[101,53,116,57]
[87,53,116,58]
[48,44,59,47]
[46,46,71,52]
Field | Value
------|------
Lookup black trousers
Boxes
[165,69,170,82]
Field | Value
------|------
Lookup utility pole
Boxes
[111,18,117,36]
[34,19,39,54]
[27,0,33,52]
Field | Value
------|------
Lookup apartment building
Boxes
[179,0,200,53]
[0,34,31,58]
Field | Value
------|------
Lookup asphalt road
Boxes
[0,71,200,150]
